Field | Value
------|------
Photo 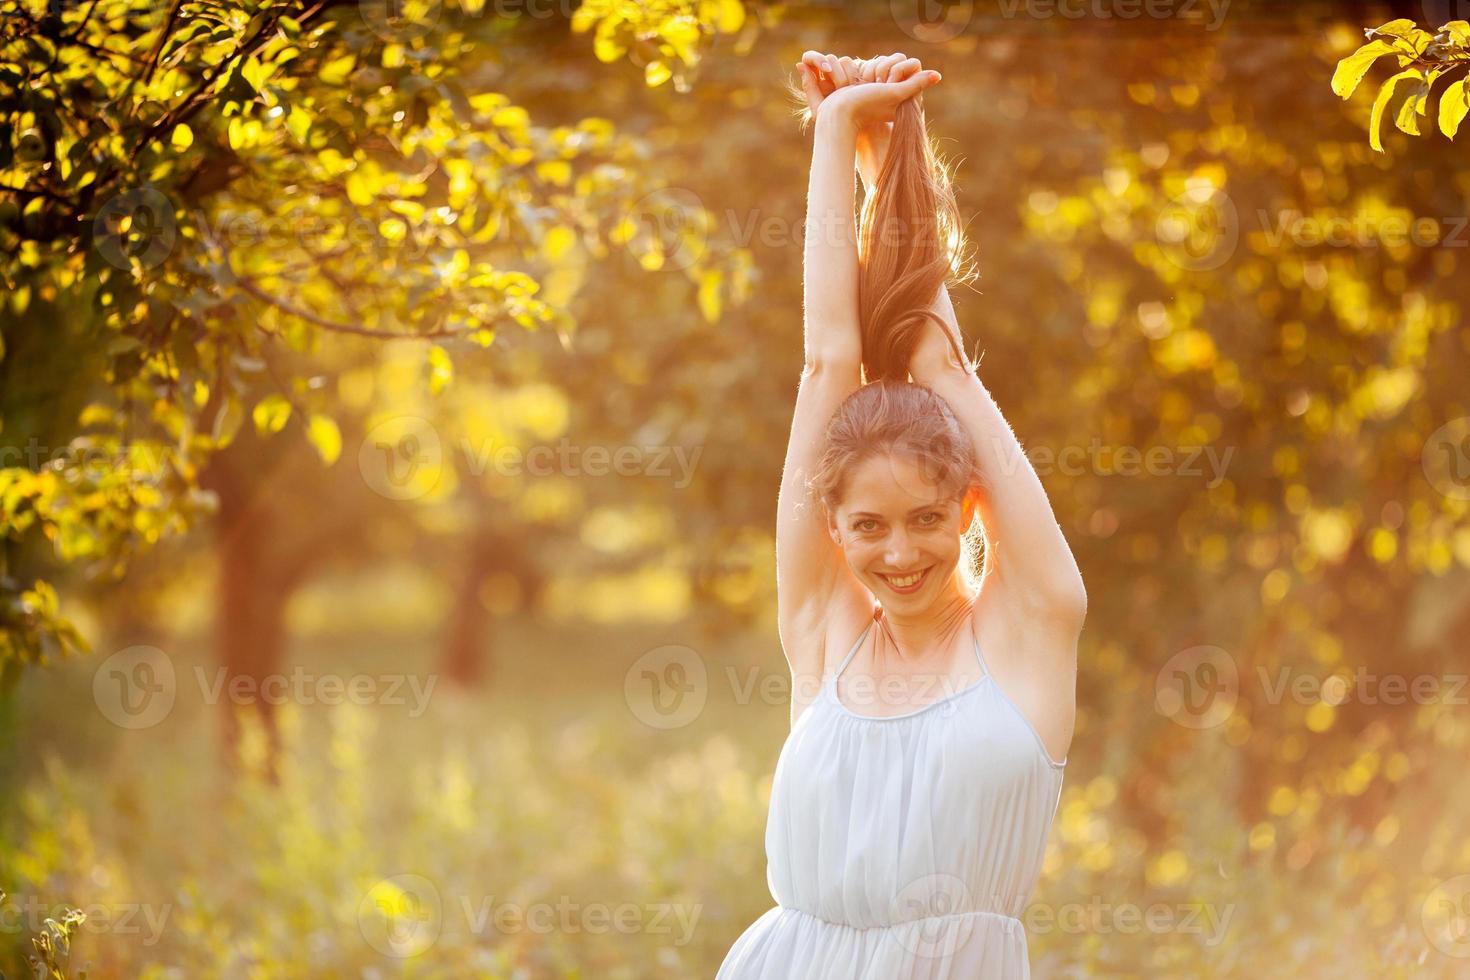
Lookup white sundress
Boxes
[716,613,1067,980]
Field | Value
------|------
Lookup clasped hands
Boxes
[795,51,942,189]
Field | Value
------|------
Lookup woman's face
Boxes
[828,451,976,609]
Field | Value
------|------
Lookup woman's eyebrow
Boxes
[849,504,941,519]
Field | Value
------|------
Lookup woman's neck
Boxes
[874,569,977,663]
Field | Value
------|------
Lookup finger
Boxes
[801,51,836,95]
[896,69,942,99]
[889,57,922,83]
[875,53,906,82]
[832,55,857,88]
[797,62,826,108]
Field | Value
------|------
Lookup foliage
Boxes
[1332,18,1470,150]
[0,0,755,672]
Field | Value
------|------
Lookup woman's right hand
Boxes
[797,53,931,185]
[813,63,941,133]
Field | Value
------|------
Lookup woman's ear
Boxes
[826,505,843,547]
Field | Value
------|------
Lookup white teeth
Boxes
[884,569,926,588]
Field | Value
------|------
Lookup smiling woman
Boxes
[715,48,1087,980]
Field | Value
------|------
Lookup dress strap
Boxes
[971,627,992,679]
[832,620,873,683]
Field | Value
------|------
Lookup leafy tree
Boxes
[0,0,756,677]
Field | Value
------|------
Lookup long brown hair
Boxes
[789,68,987,578]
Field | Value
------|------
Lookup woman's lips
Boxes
[877,566,932,595]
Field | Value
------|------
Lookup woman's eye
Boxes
[919,512,941,525]
[856,520,877,532]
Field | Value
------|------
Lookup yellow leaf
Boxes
[1368,69,1422,151]
[536,160,572,186]
[1439,77,1470,138]
[428,345,453,395]
[1367,18,1417,38]
[593,28,626,63]
[252,395,292,435]
[697,268,722,323]
[701,0,746,33]
[1442,20,1470,45]
[307,414,341,465]
[170,123,193,150]
[287,106,311,143]
[645,60,672,87]
[544,225,577,262]
[379,218,407,242]
[1330,39,1396,99]
[319,53,355,85]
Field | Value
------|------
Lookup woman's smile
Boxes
[876,565,933,594]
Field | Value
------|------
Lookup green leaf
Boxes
[1369,69,1424,151]
[1331,39,1398,99]
[1439,77,1470,138]
[252,394,292,434]
[306,414,341,465]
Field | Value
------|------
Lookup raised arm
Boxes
[909,287,1084,764]
[774,90,869,678]
[910,286,1088,627]
[911,287,1087,617]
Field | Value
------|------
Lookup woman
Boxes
[715,52,1088,979]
